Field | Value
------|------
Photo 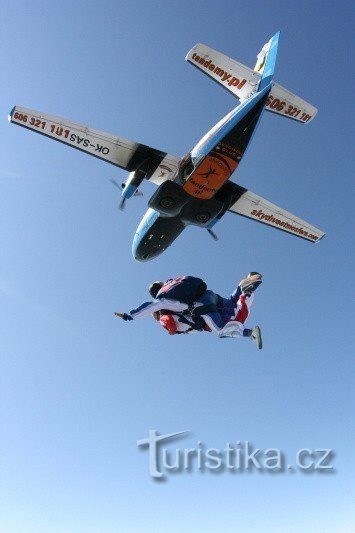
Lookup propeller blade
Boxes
[110,178,123,190]
[118,197,126,211]
[110,177,143,211]
[207,228,219,241]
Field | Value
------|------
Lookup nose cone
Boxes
[132,208,160,261]
[132,208,186,261]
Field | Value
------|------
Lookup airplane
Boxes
[8,32,324,261]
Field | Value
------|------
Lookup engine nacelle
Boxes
[148,180,223,226]
[180,197,223,227]
[148,180,190,217]
[122,170,145,200]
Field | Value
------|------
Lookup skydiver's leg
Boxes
[235,293,255,325]
[197,276,262,343]
[201,313,225,333]
[218,293,256,338]
[223,273,262,305]
[194,290,253,335]
[217,280,245,313]
[218,320,245,338]
[231,292,255,330]
[219,294,263,348]
[193,290,225,333]
[198,302,257,340]
[220,273,261,320]
[194,279,260,337]
[231,284,242,301]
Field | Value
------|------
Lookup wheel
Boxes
[159,196,176,209]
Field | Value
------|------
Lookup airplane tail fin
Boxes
[255,31,280,91]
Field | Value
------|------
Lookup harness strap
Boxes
[159,308,206,332]
[192,303,218,317]
[177,314,204,332]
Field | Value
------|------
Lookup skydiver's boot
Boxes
[239,272,263,296]
[243,326,263,349]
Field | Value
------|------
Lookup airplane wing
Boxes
[229,189,324,243]
[8,106,180,185]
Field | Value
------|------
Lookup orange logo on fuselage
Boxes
[183,154,238,199]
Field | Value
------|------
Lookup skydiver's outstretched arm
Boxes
[114,312,130,320]
[115,298,188,321]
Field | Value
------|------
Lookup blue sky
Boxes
[1,1,354,531]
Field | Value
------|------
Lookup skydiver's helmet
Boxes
[149,281,164,298]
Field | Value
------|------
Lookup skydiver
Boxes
[114,275,207,323]
[153,274,262,348]
[114,273,263,348]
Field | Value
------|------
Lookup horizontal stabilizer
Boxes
[186,43,317,123]
[265,84,317,123]
[8,106,180,185]
[186,43,260,101]
[229,189,324,243]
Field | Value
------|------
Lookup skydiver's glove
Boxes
[114,312,133,321]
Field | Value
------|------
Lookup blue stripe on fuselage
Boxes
[191,84,271,165]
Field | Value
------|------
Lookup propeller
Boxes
[119,196,126,211]
[109,178,126,210]
[109,178,143,211]
[109,178,123,191]
[207,228,219,241]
